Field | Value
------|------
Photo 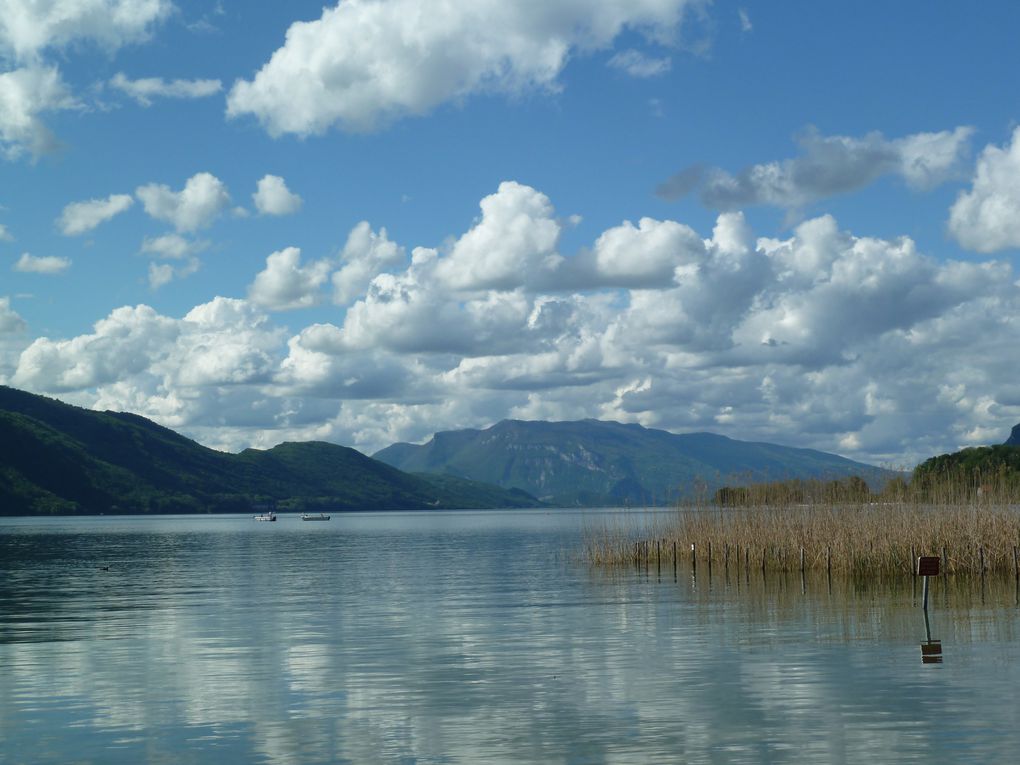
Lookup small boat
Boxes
[253,511,277,522]
[301,513,330,521]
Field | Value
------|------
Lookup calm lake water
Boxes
[1,510,1018,764]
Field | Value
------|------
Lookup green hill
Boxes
[910,439,1020,502]
[374,419,893,506]
[0,386,539,515]
[907,423,1020,499]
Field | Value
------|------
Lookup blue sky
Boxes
[2,0,1020,466]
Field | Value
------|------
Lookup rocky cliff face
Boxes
[1004,424,1020,446]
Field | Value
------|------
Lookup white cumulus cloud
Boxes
[332,222,404,305]
[248,246,331,311]
[11,298,285,410]
[109,72,222,106]
[173,298,283,388]
[58,193,133,235]
[948,127,1020,253]
[0,223,12,241]
[276,330,415,399]
[436,181,563,291]
[338,247,539,356]
[0,65,78,159]
[252,174,302,216]
[13,304,178,391]
[14,252,70,274]
[586,216,705,287]
[0,0,172,61]
[136,172,231,232]
[0,295,25,332]
[227,0,697,135]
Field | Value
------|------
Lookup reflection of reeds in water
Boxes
[585,503,1020,576]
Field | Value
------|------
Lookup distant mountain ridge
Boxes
[0,386,538,515]
[374,419,892,506]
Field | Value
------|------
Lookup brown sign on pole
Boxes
[916,556,940,577]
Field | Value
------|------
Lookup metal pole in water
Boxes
[1014,546,1020,606]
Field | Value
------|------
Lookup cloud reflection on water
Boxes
[1,512,1018,764]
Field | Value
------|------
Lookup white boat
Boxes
[253,511,277,522]
[301,513,330,521]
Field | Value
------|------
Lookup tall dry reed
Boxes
[585,502,1020,576]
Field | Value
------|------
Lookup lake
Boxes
[1,510,1018,764]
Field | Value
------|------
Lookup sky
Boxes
[2,0,1020,467]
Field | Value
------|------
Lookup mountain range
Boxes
[0,386,536,515]
[374,419,892,506]
[1,385,895,515]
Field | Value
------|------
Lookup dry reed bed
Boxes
[585,503,1020,576]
